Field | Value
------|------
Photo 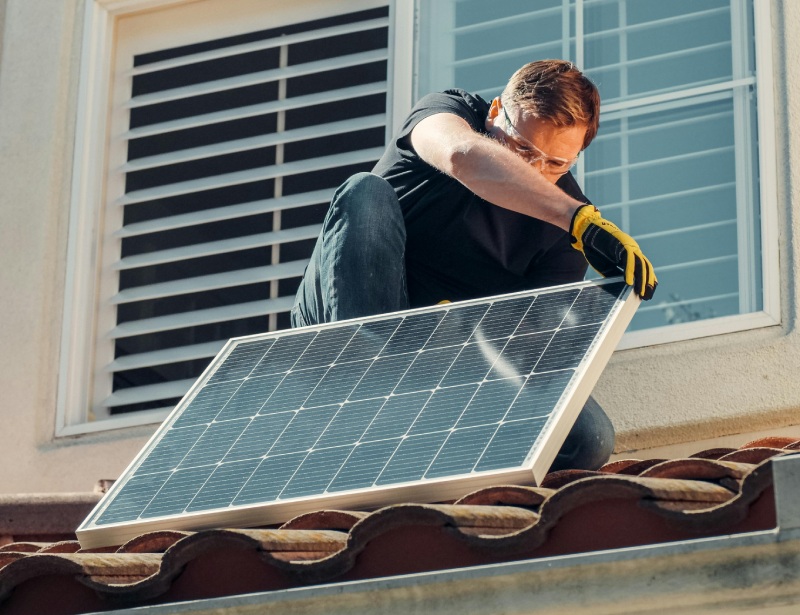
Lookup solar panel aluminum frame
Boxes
[77,279,638,549]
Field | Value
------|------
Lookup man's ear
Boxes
[485,97,501,131]
[488,97,501,120]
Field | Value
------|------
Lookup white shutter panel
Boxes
[98,5,390,417]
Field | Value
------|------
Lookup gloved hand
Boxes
[569,204,657,300]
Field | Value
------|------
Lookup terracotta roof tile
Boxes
[689,447,738,460]
[455,485,553,507]
[742,436,799,449]
[637,458,753,481]
[37,541,82,554]
[717,446,789,464]
[600,458,667,474]
[117,531,192,554]
[0,553,26,569]
[539,468,602,488]
[0,494,101,538]
[0,439,796,614]
[279,510,368,531]
[0,543,46,554]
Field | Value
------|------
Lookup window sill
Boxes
[56,407,171,437]
[618,310,780,351]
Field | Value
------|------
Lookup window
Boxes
[59,0,397,433]
[60,0,776,433]
[417,0,778,344]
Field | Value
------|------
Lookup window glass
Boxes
[417,0,762,332]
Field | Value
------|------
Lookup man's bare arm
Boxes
[410,111,658,299]
[409,112,581,231]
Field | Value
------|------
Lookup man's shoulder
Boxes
[415,88,490,119]
[440,88,489,106]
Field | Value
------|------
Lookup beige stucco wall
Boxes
[0,0,150,494]
[0,0,797,494]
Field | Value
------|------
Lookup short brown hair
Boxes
[501,59,600,149]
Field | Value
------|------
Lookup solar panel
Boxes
[77,278,638,548]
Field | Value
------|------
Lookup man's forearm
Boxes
[410,113,582,230]
[448,134,581,230]
[409,110,657,300]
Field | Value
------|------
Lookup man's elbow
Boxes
[411,120,486,179]
[442,139,482,180]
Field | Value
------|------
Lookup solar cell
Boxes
[78,278,638,548]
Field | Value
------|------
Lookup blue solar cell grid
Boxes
[88,280,628,527]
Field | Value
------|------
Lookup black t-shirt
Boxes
[371,89,590,307]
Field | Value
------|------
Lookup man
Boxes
[291,60,657,472]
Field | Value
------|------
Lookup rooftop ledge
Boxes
[101,454,800,615]
[1,444,797,614]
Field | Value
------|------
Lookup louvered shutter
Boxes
[96,4,390,418]
[418,0,763,333]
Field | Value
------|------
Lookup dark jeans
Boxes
[292,172,615,473]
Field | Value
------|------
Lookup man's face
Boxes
[486,97,586,184]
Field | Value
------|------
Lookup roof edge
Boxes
[772,454,800,530]
[89,526,800,615]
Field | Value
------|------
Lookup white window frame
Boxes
[56,0,415,436]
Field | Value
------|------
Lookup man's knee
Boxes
[338,171,395,198]
[549,396,616,472]
[331,172,403,231]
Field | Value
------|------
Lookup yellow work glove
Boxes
[569,204,658,300]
